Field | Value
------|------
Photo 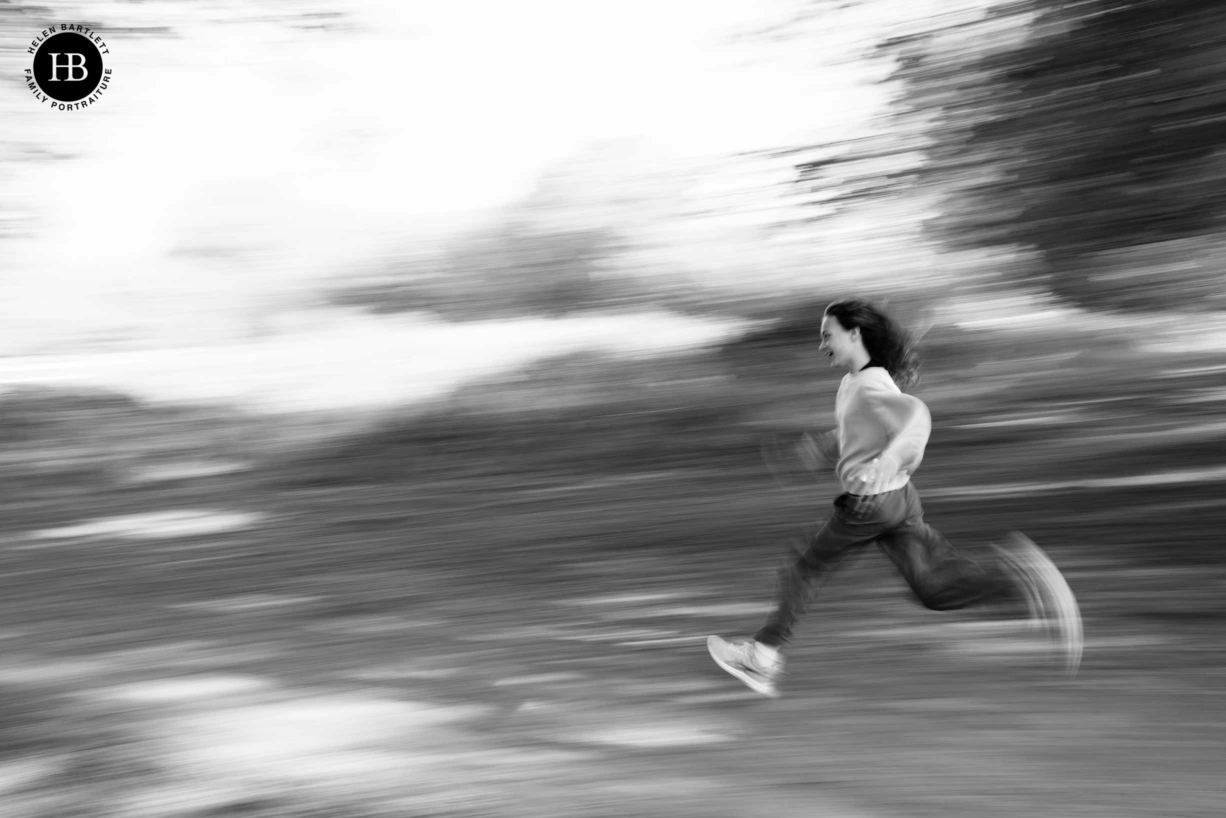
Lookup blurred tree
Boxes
[790,0,1226,312]
[332,144,687,319]
[437,220,629,317]
[332,220,631,319]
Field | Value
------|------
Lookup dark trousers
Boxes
[754,482,1015,647]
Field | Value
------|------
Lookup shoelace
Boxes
[733,643,774,675]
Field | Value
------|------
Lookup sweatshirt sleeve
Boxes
[861,379,932,475]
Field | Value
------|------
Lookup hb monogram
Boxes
[48,53,89,81]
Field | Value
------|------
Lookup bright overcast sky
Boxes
[1,0,962,351]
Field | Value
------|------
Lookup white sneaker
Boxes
[707,635,785,697]
[993,532,1083,676]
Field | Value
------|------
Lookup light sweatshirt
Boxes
[815,366,932,495]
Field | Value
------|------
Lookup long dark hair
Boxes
[824,298,920,391]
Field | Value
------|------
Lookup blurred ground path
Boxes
[0,651,884,818]
[1,554,1221,818]
[1,356,1224,817]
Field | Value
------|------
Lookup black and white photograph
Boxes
[0,1,1223,816]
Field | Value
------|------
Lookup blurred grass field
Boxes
[0,314,1222,818]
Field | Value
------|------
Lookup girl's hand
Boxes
[849,456,903,514]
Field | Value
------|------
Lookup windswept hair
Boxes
[824,298,920,391]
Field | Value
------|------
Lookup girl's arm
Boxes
[850,385,932,494]
[878,393,931,477]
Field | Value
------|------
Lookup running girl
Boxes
[708,299,1082,697]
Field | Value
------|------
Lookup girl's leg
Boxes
[875,485,1016,611]
[877,524,1016,610]
[754,491,906,646]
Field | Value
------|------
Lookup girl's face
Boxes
[819,314,861,371]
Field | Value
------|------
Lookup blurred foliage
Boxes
[792,0,1226,312]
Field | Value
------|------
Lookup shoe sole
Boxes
[991,542,1044,627]
[707,636,780,698]
[998,532,1083,676]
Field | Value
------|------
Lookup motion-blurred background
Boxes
[0,2,1223,817]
